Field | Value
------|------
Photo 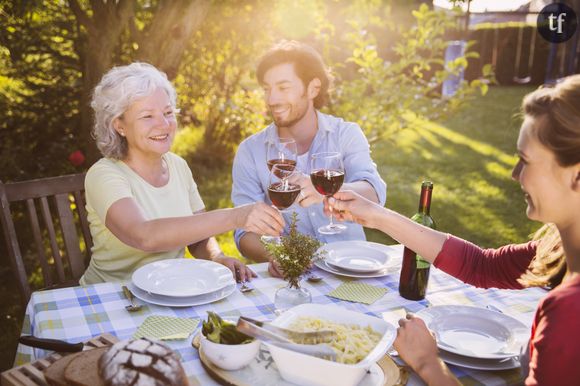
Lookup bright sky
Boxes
[433,0,531,13]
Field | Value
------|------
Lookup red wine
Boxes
[267,159,296,172]
[310,169,344,196]
[268,182,301,209]
[399,181,436,300]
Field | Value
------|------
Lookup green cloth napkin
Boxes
[133,315,199,340]
[327,282,388,305]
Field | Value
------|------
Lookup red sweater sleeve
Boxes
[433,235,537,289]
[526,275,580,386]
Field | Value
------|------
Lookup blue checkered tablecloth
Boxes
[14,246,546,386]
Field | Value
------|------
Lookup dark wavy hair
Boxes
[256,40,333,109]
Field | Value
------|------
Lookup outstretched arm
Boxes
[105,198,284,253]
[326,191,446,263]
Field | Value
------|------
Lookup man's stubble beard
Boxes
[270,93,310,129]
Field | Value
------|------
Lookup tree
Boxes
[1,0,490,181]
[68,0,211,162]
[0,0,210,179]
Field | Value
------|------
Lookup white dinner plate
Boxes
[439,348,521,371]
[417,305,528,359]
[326,250,388,273]
[128,282,236,307]
[132,259,235,298]
[314,242,403,278]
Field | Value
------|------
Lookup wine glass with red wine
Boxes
[310,152,347,235]
[267,138,297,173]
[261,164,301,244]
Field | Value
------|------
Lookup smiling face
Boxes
[261,62,319,129]
[512,116,577,226]
[114,87,177,161]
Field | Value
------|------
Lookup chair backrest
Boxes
[0,173,92,306]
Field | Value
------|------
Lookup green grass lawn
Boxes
[0,85,541,370]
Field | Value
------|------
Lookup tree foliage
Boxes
[0,1,81,181]
[173,2,272,165]
[0,0,209,180]
[329,3,491,143]
[0,0,490,182]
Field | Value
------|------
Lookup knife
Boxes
[19,335,85,352]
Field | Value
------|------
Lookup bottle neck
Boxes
[418,187,432,215]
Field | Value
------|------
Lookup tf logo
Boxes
[538,3,578,43]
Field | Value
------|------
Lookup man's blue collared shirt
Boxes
[231,112,387,252]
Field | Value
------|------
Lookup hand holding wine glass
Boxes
[323,191,383,229]
[287,172,324,208]
[310,151,347,235]
[234,202,285,236]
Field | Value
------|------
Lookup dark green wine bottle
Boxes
[398,181,436,300]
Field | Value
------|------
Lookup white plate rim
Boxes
[128,281,236,307]
[417,305,529,359]
[439,349,521,371]
[326,256,385,273]
[132,259,234,297]
[314,259,390,278]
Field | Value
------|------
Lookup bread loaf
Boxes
[63,347,108,386]
[44,351,83,386]
[99,338,188,386]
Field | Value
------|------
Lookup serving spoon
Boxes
[236,317,337,361]
[239,316,336,344]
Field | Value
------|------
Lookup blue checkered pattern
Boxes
[15,247,545,386]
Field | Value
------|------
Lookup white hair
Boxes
[91,62,177,159]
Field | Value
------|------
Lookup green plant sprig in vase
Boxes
[263,212,324,289]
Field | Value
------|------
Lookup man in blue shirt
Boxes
[231,40,386,277]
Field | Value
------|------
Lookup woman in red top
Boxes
[326,75,580,386]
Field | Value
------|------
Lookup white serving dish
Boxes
[265,304,397,386]
[200,333,261,371]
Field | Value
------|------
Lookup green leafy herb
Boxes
[201,311,254,345]
[262,212,324,288]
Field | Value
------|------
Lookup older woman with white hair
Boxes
[80,62,284,285]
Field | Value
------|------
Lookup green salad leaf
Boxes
[201,311,254,345]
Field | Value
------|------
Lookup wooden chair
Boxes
[0,173,93,306]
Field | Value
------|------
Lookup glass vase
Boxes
[274,279,312,313]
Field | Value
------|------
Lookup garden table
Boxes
[13,246,545,386]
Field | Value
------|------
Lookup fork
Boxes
[122,285,142,312]
[239,281,254,293]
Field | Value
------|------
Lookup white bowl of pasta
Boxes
[265,303,397,386]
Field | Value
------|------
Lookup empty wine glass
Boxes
[310,152,346,235]
[261,164,301,244]
[267,138,297,173]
